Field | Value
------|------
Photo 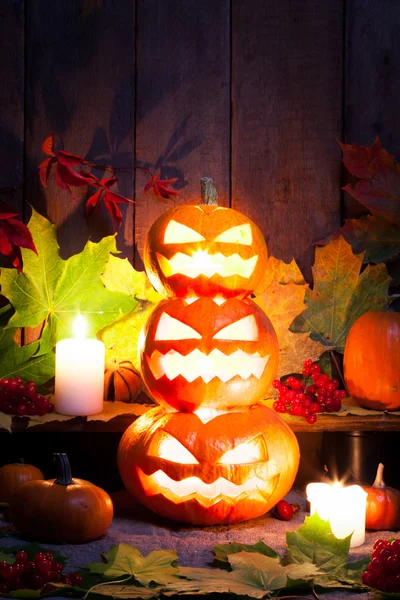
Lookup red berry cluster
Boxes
[362,539,400,593]
[0,550,82,595]
[0,378,54,416]
[272,359,346,425]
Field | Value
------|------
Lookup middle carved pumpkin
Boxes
[139,296,279,412]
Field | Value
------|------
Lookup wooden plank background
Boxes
[0,0,399,487]
[1,0,398,278]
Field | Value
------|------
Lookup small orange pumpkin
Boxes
[10,453,113,543]
[363,463,400,531]
[104,359,142,403]
[344,311,400,410]
[0,459,44,520]
[118,404,299,525]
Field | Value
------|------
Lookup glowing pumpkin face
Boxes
[144,204,268,299]
[139,297,279,412]
[117,405,299,525]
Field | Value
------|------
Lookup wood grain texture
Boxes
[344,0,400,218]
[232,0,343,280]
[134,0,230,267]
[8,412,400,433]
[0,0,24,213]
[24,0,135,260]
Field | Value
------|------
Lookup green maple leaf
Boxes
[99,256,162,369]
[87,543,179,587]
[0,305,54,385]
[290,236,390,353]
[213,540,278,569]
[0,209,137,349]
[286,513,351,572]
[321,215,400,264]
[165,552,317,598]
[284,512,368,590]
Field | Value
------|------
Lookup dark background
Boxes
[0,0,399,490]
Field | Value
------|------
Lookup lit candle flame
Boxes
[73,314,86,339]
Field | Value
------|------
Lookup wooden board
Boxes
[343,0,400,218]
[231,0,344,280]
[24,0,135,260]
[0,0,24,214]
[134,0,231,267]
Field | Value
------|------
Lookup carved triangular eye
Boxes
[218,436,266,464]
[214,224,252,245]
[213,315,258,341]
[164,220,206,244]
[150,431,199,464]
[155,313,202,340]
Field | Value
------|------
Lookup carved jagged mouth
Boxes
[147,349,270,383]
[156,251,258,279]
[138,468,280,507]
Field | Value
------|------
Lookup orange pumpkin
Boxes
[144,197,268,299]
[104,359,142,403]
[10,453,113,543]
[344,311,400,410]
[0,459,44,520]
[363,463,400,531]
[117,404,299,525]
[139,296,279,412]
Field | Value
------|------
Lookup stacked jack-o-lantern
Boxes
[118,179,300,525]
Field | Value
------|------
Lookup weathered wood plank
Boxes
[344,0,400,217]
[134,0,230,267]
[0,0,24,215]
[24,0,135,260]
[232,1,343,280]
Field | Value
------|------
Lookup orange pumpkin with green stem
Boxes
[10,453,113,543]
[363,463,400,531]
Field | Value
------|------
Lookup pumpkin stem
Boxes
[54,453,74,486]
[200,177,218,205]
[372,463,386,488]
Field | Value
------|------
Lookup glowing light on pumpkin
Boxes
[213,315,258,341]
[214,224,252,245]
[155,313,201,340]
[164,221,206,244]
[156,251,258,279]
[218,437,266,464]
[150,432,199,464]
[148,349,269,383]
[138,468,280,506]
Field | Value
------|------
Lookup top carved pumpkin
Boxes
[144,204,268,299]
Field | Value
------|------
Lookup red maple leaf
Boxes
[144,173,179,201]
[0,201,37,272]
[39,133,91,196]
[339,137,400,225]
[84,174,134,230]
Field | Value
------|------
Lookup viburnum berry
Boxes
[0,378,54,417]
[272,359,347,425]
[363,538,400,592]
[273,500,294,521]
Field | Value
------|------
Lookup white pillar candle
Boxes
[55,315,105,416]
[306,481,367,548]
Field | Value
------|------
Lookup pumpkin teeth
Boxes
[137,467,280,507]
[147,349,270,383]
[156,251,258,279]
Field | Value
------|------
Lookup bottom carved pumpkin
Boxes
[117,404,300,525]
